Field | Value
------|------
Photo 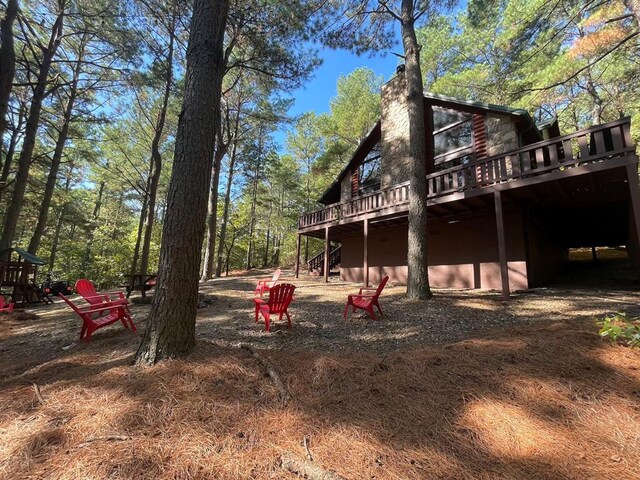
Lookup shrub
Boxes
[597,312,640,347]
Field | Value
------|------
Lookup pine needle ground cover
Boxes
[1,273,640,479]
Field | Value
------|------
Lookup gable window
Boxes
[432,107,474,171]
[358,143,381,195]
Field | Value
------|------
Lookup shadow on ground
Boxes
[1,271,640,478]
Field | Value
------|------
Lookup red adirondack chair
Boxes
[0,296,15,313]
[343,276,389,320]
[253,283,296,332]
[59,293,136,342]
[75,279,126,304]
[75,278,134,325]
[254,268,282,296]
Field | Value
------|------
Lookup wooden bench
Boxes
[122,273,157,298]
[59,294,137,342]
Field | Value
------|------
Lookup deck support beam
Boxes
[363,217,369,287]
[324,226,330,283]
[294,234,301,279]
[626,163,640,269]
[494,191,510,299]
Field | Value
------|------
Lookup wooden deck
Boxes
[298,118,637,234]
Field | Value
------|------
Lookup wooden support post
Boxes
[363,217,369,287]
[294,234,301,279]
[626,163,640,264]
[494,191,510,300]
[324,227,330,283]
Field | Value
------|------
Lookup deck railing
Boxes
[299,182,410,229]
[298,118,636,230]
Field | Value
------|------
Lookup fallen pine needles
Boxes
[77,435,130,448]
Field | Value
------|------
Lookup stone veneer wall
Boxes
[380,74,411,189]
[340,172,352,202]
[486,113,520,156]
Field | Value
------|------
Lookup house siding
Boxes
[339,210,529,291]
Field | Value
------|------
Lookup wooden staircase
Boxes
[307,246,341,275]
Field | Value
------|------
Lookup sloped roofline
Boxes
[317,120,381,205]
[422,92,531,118]
[317,92,540,205]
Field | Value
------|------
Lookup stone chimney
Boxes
[380,69,412,189]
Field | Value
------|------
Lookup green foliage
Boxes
[597,312,640,348]
[417,0,640,140]
[329,68,383,142]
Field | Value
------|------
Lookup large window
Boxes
[432,107,474,171]
[358,143,382,195]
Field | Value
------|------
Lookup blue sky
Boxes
[290,48,399,116]
[275,47,400,148]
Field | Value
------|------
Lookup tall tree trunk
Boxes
[263,226,270,268]
[272,188,285,265]
[262,198,273,267]
[402,0,432,300]
[28,35,86,255]
[140,11,176,277]
[136,0,229,365]
[215,100,242,278]
[82,179,105,274]
[48,165,73,270]
[245,134,263,270]
[225,231,238,276]
[0,5,65,251]
[200,145,225,280]
[246,164,260,270]
[215,147,237,277]
[0,0,18,160]
[304,236,309,264]
[0,101,25,202]
[130,180,150,276]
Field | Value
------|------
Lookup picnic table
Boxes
[123,273,156,298]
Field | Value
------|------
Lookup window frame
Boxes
[357,146,382,196]
[432,106,476,169]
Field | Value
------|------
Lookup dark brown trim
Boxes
[626,163,640,258]
[425,103,435,175]
[294,234,301,278]
[363,217,369,286]
[324,226,330,283]
[494,191,510,299]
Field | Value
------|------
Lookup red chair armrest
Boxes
[80,301,127,314]
[358,287,377,294]
[351,294,374,300]
[80,294,111,302]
